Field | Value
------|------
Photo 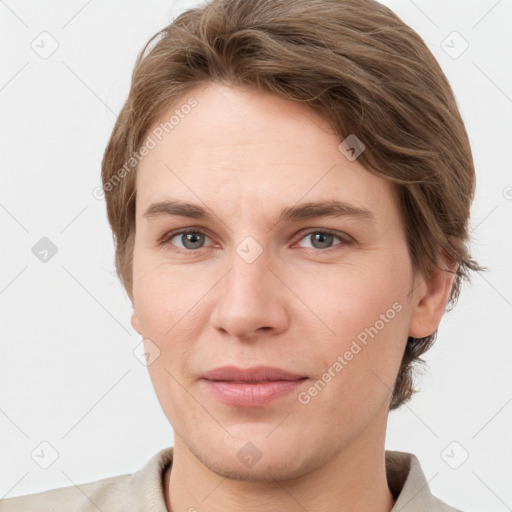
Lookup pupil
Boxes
[313,233,332,249]
[184,233,202,249]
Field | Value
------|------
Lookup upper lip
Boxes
[201,365,306,382]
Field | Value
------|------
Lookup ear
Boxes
[131,307,142,336]
[408,248,458,339]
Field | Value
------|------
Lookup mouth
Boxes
[200,365,308,407]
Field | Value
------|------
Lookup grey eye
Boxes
[173,232,208,250]
[297,232,342,250]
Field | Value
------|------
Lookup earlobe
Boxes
[131,310,142,335]
[408,257,457,339]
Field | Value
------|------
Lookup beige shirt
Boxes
[1,448,461,511]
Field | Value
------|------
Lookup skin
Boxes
[130,82,455,512]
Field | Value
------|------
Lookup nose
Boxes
[209,248,290,341]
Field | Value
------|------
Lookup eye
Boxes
[161,228,352,254]
[295,229,351,251]
[162,229,213,251]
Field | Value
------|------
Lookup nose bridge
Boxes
[209,237,289,339]
[225,238,273,309]
[224,224,272,291]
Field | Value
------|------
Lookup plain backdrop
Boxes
[1,0,511,510]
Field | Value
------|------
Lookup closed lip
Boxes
[201,365,306,382]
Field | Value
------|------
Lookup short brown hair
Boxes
[101,0,484,409]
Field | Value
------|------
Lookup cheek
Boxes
[132,259,204,339]
[301,262,410,403]
[297,257,410,338]
[306,312,407,428]
[132,258,206,361]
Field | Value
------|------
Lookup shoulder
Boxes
[0,474,130,512]
[0,447,174,512]
[386,450,464,512]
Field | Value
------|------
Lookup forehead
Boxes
[135,82,399,228]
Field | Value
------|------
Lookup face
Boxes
[130,82,444,481]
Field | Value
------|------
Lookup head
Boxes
[101,0,482,480]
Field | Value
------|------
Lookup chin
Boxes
[196,447,313,483]
[185,428,331,484]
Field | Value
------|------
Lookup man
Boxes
[1,0,482,510]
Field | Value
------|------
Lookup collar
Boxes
[127,447,457,511]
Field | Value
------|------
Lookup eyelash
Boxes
[159,228,353,255]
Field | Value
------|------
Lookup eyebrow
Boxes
[142,199,376,225]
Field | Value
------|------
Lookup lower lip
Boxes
[202,378,307,407]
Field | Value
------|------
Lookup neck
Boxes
[165,407,395,512]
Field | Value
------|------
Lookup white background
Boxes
[0,0,511,510]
